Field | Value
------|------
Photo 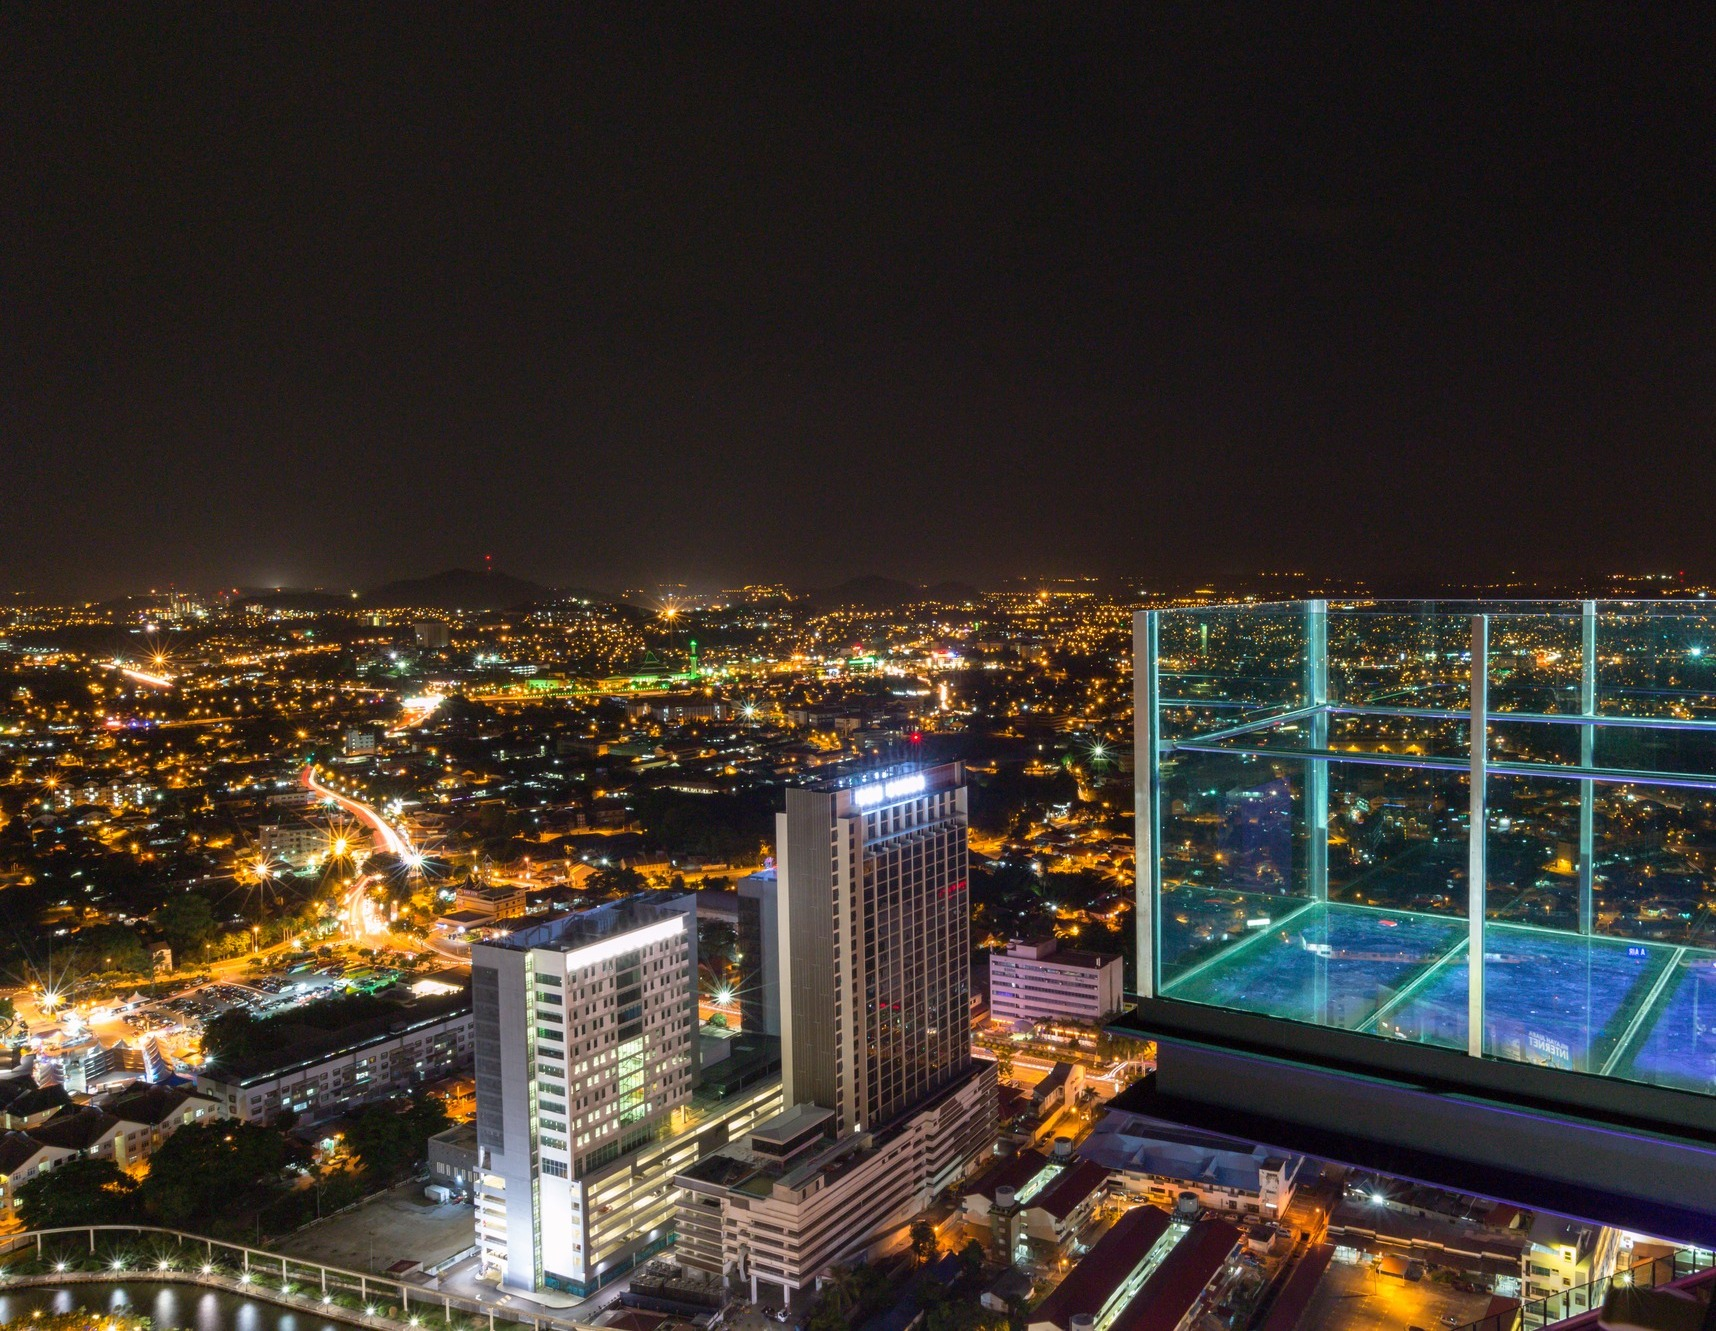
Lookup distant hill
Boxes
[811,576,980,609]
[923,580,981,604]
[362,568,554,610]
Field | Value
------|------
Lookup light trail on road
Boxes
[302,764,414,859]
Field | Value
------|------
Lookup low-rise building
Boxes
[260,821,325,869]
[98,1084,224,1168]
[453,881,526,920]
[963,1149,1112,1259]
[675,1064,997,1309]
[428,1122,480,1198]
[1079,1112,1304,1222]
[1525,1213,1621,1301]
[0,1131,76,1216]
[1026,1210,1241,1331]
[195,992,473,1123]
[990,939,1125,1028]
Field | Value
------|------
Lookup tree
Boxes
[911,1219,939,1266]
[587,866,645,898]
[71,922,151,975]
[16,1157,140,1229]
[822,1265,862,1318]
[960,1239,986,1278]
[155,892,217,959]
[344,1094,450,1182]
[141,1120,289,1229]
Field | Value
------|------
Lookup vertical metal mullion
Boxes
[1306,601,1330,1023]
[1306,600,1330,904]
[1468,614,1488,1059]
[1579,600,1597,935]
[1134,610,1160,999]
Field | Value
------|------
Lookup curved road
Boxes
[302,764,414,858]
[301,765,416,936]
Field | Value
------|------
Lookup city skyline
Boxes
[5,7,1716,1328]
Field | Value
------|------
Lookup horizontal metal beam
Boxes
[1171,737,1716,791]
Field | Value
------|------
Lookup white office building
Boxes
[989,938,1125,1028]
[677,1068,996,1306]
[472,895,782,1297]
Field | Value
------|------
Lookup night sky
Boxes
[5,7,1714,597]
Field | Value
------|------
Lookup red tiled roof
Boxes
[1258,1243,1335,1331]
[1109,1218,1243,1331]
[1031,1159,1111,1222]
[966,1148,1050,1203]
[1031,1205,1174,1328]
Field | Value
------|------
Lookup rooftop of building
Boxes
[98,1083,212,1125]
[0,1130,55,1173]
[682,1062,985,1201]
[693,1033,781,1103]
[1032,1158,1113,1222]
[480,892,694,954]
[198,987,472,1087]
[1107,1217,1242,1331]
[430,1121,479,1153]
[1029,1204,1176,1327]
[1078,1108,1298,1194]
[28,1105,121,1151]
[963,1147,1051,1204]
[4,1083,72,1120]
[1001,939,1121,970]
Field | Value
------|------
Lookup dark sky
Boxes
[5,6,1715,597]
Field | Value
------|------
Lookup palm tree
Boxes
[821,1263,862,1319]
[911,1220,939,1266]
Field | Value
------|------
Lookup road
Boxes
[302,765,415,860]
[302,765,418,938]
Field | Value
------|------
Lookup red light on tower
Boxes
[910,731,922,745]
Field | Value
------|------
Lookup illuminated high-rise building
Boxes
[471,896,779,1297]
[778,761,976,1132]
[675,763,996,1306]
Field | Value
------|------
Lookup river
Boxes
[0,1282,362,1331]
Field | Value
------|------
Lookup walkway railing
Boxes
[0,1226,602,1331]
[1456,1244,1716,1331]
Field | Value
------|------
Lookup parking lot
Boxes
[271,1180,477,1273]
[1300,1257,1497,1331]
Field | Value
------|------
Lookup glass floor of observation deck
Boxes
[1160,899,1716,1098]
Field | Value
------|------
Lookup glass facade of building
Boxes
[1136,601,1716,1106]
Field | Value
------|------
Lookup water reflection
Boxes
[0,1282,360,1331]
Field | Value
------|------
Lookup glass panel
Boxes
[1590,721,1716,780]
[1195,711,1471,760]
[1145,600,1716,1108]
[1486,717,1584,770]
[1167,901,1465,1033]
[1478,924,1675,1074]
[1484,773,1581,931]
[1326,603,1494,712]
[1154,603,1310,743]
[1591,782,1716,946]
[1596,604,1716,719]
[1486,609,1587,715]
[1327,760,1469,917]
[1597,948,1716,1096]
[1155,747,1309,990]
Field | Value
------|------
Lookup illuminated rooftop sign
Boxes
[562,914,685,972]
[851,772,926,808]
